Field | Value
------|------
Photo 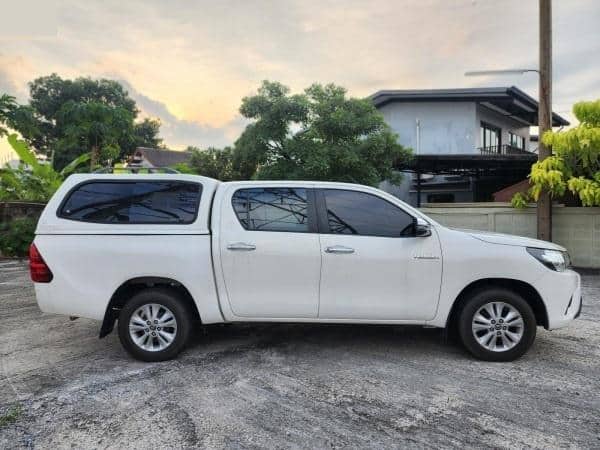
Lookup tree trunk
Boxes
[90,145,100,171]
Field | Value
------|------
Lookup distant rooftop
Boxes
[370,86,569,127]
[131,147,191,167]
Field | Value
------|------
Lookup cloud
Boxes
[118,79,248,149]
[0,0,598,148]
[0,55,36,101]
[0,71,16,98]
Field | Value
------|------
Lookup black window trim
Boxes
[480,121,502,149]
[231,186,318,234]
[57,179,203,225]
[315,188,417,238]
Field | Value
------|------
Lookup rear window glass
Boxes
[232,188,309,232]
[59,181,202,224]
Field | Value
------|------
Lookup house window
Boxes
[480,122,501,150]
[509,132,526,150]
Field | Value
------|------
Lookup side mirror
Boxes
[414,217,431,237]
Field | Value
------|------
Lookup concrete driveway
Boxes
[1,259,599,449]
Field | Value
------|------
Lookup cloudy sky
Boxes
[1,0,599,151]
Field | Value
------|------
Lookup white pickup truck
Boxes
[30,174,581,362]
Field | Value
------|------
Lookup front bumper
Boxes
[537,269,582,330]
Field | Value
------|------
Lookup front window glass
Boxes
[322,189,414,237]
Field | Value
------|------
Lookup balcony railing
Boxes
[479,144,533,156]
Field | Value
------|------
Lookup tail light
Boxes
[29,244,53,283]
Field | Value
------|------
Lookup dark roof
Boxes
[370,86,569,127]
[132,147,192,167]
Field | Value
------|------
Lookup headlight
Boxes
[526,247,569,272]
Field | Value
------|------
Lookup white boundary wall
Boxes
[420,203,600,269]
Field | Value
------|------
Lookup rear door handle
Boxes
[325,245,355,254]
[227,242,256,251]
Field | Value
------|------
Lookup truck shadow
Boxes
[184,322,460,359]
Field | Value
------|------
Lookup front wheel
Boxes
[458,288,537,362]
[118,288,192,362]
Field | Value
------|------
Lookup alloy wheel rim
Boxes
[129,303,178,352]
[471,302,524,352]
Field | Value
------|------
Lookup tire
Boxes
[118,288,192,362]
[458,288,537,362]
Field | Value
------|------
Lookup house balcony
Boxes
[478,144,533,156]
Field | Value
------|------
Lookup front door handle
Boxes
[227,242,256,251]
[325,245,355,254]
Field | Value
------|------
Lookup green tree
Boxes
[233,81,411,185]
[7,74,161,169]
[133,117,163,151]
[0,94,17,137]
[513,99,600,207]
[56,100,134,169]
[186,146,238,181]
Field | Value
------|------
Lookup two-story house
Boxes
[371,87,569,205]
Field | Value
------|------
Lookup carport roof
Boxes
[396,153,537,177]
[370,86,569,127]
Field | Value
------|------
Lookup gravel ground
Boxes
[1,259,599,449]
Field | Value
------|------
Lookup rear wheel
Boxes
[118,288,192,362]
[458,288,536,362]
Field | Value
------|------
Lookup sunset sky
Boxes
[1,0,599,151]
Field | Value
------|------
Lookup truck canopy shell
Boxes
[36,174,220,235]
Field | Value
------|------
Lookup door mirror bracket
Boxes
[414,218,431,237]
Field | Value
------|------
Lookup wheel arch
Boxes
[445,278,549,337]
[100,277,201,338]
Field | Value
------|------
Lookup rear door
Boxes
[218,185,321,318]
[316,188,442,321]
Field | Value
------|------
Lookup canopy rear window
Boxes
[58,181,202,224]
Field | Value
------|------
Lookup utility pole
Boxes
[465,1,553,239]
[537,0,552,241]
[416,119,421,207]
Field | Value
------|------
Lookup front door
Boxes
[219,185,321,318]
[317,188,442,321]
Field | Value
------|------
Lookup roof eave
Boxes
[371,86,570,127]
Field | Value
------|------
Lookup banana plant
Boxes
[0,134,90,202]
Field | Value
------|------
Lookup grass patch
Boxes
[0,403,23,427]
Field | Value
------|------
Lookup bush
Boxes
[0,217,37,257]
